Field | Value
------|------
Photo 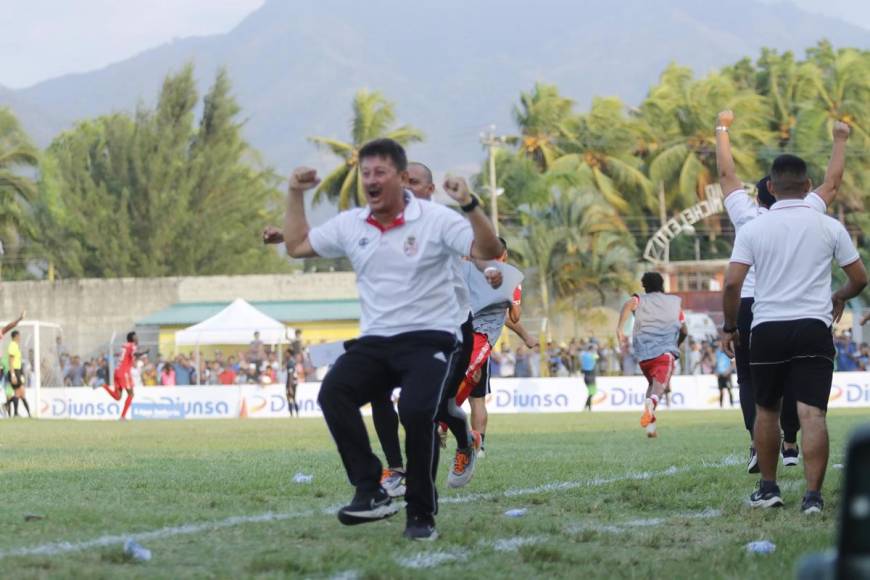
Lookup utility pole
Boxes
[480,125,508,235]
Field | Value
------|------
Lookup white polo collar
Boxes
[358,190,421,222]
[770,198,811,211]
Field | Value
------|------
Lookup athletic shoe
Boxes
[403,515,438,541]
[750,481,784,508]
[337,487,399,526]
[380,468,406,498]
[781,443,800,467]
[447,432,481,489]
[801,493,824,515]
[646,422,657,438]
[478,447,486,459]
[747,447,759,474]
[640,398,656,428]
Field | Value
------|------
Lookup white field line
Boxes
[0,456,739,561]
[396,508,723,570]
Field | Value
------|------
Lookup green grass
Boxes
[0,409,866,579]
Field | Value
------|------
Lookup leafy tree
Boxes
[35,66,288,278]
[0,108,39,277]
[511,83,575,171]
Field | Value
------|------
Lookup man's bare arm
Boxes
[283,167,320,259]
[443,176,502,260]
[722,262,750,357]
[0,311,24,339]
[616,299,635,345]
[813,121,851,207]
[506,318,538,348]
[832,260,868,323]
[715,110,743,197]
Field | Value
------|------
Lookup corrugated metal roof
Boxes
[137,299,360,326]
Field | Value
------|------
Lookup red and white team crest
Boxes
[403,236,418,257]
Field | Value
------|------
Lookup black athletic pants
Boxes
[370,315,473,467]
[319,331,459,519]
[737,297,799,443]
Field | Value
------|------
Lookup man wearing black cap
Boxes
[716,110,850,474]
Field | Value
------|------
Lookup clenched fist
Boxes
[262,226,284,245]
[833,120,851,141]
[717,110,734,129]
[289,167,321,194]
[443,175,473,205]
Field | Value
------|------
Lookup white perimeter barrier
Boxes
[35,373,870,420]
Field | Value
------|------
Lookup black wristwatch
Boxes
[722,324,738,334]
[460,196,480,213]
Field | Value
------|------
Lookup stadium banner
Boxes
[35,372,870,419]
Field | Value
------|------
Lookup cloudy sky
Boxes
[1,0,867,89]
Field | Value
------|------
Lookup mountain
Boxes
[4,0,870,176]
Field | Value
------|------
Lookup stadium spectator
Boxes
[218,364,236,385]
[141,363,158,386]
[687,341,702,375]
[64,355,85,387]
[529,344,541,377]
[514,345,531,377]
[835,333,859,371]
[160,363,176,386]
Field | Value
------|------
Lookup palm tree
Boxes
[0,108,39,273]
[511,83,576,171]
[505,187,634,331]
[638,65,771,211]
[309,90,423,209]
[548,97,653,218]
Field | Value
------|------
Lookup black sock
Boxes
[12,396,19,416]
[20,397,30,417]
[760,479,778,492]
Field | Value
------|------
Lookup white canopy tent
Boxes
[175,299,290,385]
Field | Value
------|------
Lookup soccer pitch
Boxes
[1,410,866,579]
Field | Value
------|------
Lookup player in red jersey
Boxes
[102,332,148,420]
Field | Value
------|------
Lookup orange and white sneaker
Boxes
[380,468,406,498]
[646,421,658,438]
[447,431,481,489]
[640,398,657,428]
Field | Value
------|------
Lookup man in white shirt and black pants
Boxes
[723,152,867,513]
[283,139,501,540]
[716,110,851,473]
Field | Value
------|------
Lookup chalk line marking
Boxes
[0,456,738,561]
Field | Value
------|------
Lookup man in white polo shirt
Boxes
[282,139,501,540]
[723,153,867,514]
[716,110,851,474]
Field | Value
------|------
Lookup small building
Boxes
[137,299,360,357]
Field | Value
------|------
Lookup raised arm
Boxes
[443,176,502,260]
[283,167,320,258]
[715,110,743,197]
[813,121,851,207]
[0,311,25,339]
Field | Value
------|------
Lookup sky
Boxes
[0,0,867,89]
[0,0,265,88]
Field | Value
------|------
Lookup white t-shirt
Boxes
[309,192,473,337]
[730,198,860,328]
[724,190,827,298]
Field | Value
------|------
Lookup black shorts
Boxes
[717,375,732,390]
[471,358,491,398]
[750,319,835,411]
[583,371,597,386]
[7,369,22,388]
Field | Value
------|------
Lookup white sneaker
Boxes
[380,469,406,498]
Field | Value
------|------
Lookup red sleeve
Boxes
[512,284,522,306]
[679,310,686,323]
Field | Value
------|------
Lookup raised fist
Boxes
[289,167,320,193]
[833,120,851,141]
[443,175,472,205]
[717,110,734,128]
[262,226,284,245]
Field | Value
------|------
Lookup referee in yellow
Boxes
[7,330,30,417]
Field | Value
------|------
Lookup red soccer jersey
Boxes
[118,342,136,373]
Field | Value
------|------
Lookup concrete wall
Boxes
[0,273,358,356]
